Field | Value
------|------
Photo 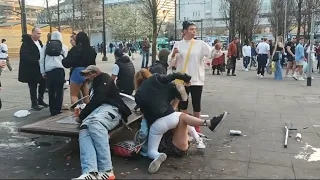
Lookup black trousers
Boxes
[257,54,268,76]
[227,56,237,74]
[46,68,65,115]
[28,78,46,106]
[178,86,203,112]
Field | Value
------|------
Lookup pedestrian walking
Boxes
[293,37,306,81]
[141,37,151,68]
[242,40,251,72]
[0,39,12,72]
[285,37,297,77]
[256,38,270,78]
[250,41,257,70]
[227,37,239,76]
[18,27,48,110]
[271,36,284,80]
[212,40,225,75]
[40,31,68,116]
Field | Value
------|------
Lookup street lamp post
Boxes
[174,0,177,40]
[307,0,315,86]
[284,0,288,42]
[21,0,27,34]
[102,0,108,61]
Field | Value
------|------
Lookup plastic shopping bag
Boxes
[271,61,276,72]
[303,61,308,73]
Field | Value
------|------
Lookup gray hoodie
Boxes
[40,31,68,74]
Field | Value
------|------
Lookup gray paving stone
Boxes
[203,146,250,162]
[293,167,320,179]
[248,162,295,179]
[250,149,292,167]
[203,159,249,177]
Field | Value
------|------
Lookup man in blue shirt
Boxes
[294,37,306,80]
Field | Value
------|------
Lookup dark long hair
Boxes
[76,32,90,47]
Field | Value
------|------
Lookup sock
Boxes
[204,120,211,126]
[188,126,200,142]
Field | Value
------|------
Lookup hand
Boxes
[0,61,6,68]
[75,117,81,123]
[42,74,47,79]
[184,82,191,87]
[173,48,179,54]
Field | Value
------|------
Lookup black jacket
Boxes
[79,73,132,121]
[18,34,43,83]
[62,45,96,68]
[149,60,168,75]
[134,74,182,127]
[115,56,135,95]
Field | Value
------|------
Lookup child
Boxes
[212,43,225,75]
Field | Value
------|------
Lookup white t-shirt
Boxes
[0,43,8,59]
[112,64,120,76]
[257,42,270,55]
[34,40,42,54]
[168,39,212,86]
[242,45,251,57]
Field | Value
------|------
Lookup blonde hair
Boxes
[134,69,152,91]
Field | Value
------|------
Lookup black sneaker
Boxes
[38,101,49,107]
[31,105,42,111]
[227,74,231,76]
[209,111,228,132]
[232,74,236,76]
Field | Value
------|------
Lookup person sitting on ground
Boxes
[111,49,135,95]
[40,31,68,116]
[134,69,228,174]
[73,65,131,180]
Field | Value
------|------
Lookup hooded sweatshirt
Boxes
[40,31,68,74]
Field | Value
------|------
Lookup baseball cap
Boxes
[80,65,100,76]
[114,48,124,57]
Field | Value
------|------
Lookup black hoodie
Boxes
[18,34,43,83]
[114,56,135,95]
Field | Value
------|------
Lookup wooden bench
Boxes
[19,94,143,138]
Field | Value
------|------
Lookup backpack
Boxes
[46,40,63,57]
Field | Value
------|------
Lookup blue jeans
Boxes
[79,104,121,174]
[243,56,250,68]
[142,51,149,68]
[274,52,283,80]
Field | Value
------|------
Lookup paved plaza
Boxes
[1,54,320,179]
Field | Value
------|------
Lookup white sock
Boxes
[188,126,200,142]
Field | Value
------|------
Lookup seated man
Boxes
[74,65,131,180]
[111,49,135,95]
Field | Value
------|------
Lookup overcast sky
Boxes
[26,0,58,7]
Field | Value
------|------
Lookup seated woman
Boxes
[73,65,131,180]
[134,69,227,174]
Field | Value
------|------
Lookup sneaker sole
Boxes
[148,153,167,174]
[213,111,228,132]
[293,76,298,80]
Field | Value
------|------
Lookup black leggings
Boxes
[257,54,268,76]
[178,86,203,112]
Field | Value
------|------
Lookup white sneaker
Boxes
[260,75,264,78]
[97,170,115,180]
[148,153,167,174]
[299,77,305,81]
[257,74,260,77]
[72,173,97,180]
[292,75,298,80]
[196,138,206,149]
[245,68,248,72]
[312,77,315,79]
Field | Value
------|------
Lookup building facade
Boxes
[0,0,43,24]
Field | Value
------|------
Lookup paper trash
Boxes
[14,110,30,118]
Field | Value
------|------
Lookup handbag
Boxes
[226,58,234,69]
[175,39,195,84]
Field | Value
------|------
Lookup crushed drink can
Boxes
[229,130,242,136]
[296,133,302,142]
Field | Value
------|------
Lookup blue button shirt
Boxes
[295,44,305,61]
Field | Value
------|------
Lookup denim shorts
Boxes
[70,67,86,84]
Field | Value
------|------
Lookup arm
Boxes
[227,44,232,57]
[201,41,212,58]
[39,45,46,75]
[62,48,79,68]
[242,46,245,57]
[111,64,119,81]
[20,45,40,65]
[157,72,191,84]
[286,43,294,57]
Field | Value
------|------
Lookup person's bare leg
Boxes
[285,62,292,76]
[80,82,90,104]
[193,111,201,132]
[70,82,82,105]
[172,120,189,151]
[292,61,297,75]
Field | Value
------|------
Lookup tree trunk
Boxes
[152,21,157,65]
[297,0,303,39]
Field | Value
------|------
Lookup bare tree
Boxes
[219,0,261,42]
[296,0,303,39]
[138,0,174,64]
[45,0,53,33]
[269,0,296,37]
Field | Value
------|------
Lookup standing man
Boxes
[141,37,151,68]
[227,37,239,76]
[293,37,306,81]
[111,49,135,95]
[18,27,48,110]
[285,37,297,77]
[109,42,114,54]
[0,39,12,72]
[256,38,270,78]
